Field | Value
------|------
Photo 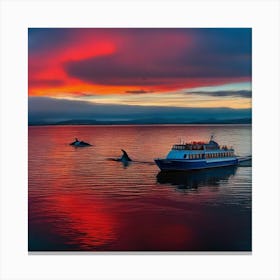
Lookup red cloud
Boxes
[28,29,251,97]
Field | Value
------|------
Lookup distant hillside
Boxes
[28,117,252,126]
[28,97,252,126]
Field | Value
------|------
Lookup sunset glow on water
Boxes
[28,125,251,251]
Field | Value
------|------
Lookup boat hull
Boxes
[154,158,238,171]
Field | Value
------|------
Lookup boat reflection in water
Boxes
[157,165,237,191]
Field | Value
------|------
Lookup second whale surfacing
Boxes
[107,149,132,164]
[120,149,132,162]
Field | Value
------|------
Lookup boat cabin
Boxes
[167,138,235,160]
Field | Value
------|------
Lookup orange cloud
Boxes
[28,28,251,99]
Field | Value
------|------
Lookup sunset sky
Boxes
[28,28,252,123]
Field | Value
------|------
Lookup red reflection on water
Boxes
[29,128,119,249]
[29,126,252,251]
[53,194,117,249]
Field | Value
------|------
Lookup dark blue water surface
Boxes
[28,125,252,251]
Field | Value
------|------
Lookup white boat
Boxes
[154,136,238,171]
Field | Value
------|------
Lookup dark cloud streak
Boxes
[186,90,252,98]
[125,90,153,94]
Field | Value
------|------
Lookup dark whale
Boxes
[120,149,132,161]
[69,138,92,147]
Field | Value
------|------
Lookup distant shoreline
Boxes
[28,117,252,126]
[28,123,252,127]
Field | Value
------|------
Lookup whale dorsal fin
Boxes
[121,149,132,161]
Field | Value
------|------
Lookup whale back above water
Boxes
[69,138,91,147]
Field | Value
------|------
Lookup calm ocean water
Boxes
[28,125,252,251]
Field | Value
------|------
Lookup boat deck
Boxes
[237,156,252,163]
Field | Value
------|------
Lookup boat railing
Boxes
[172,144,234,151]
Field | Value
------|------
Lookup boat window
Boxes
[184,154,187,159]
